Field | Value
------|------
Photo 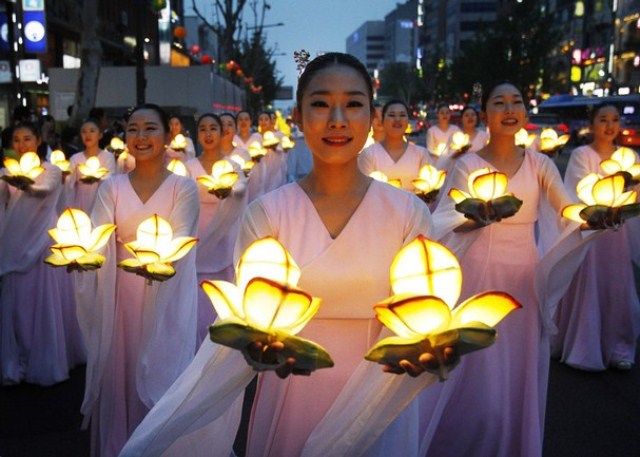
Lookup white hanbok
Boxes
[358,142,432,191]
[65,150,117,213]
[426,124,461,160]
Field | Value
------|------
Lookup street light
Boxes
[246,22,285,30]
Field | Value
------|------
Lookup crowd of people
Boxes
[0,52,638,457]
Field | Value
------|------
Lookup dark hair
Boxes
[436,103,450,113]
[12,121,40,139]
[295,52,373,113]
[168,115,183,124]
[196,113,222,130]
[480,80,522,112]
[80,118,101,130]
[219,112,237,127]
[382,99,409,119]
[589,102,619,124]
[128,104,170,133]
[88,107,105,120]
[237,110,252,120]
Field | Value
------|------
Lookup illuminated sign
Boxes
[22,0,47,53]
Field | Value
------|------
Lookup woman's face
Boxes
[295,64,371,166]
[81,122,102,150]
[197,116,222,153]
[237,112,252,132]
[461,109,478,130]
[258,114,271,133]
[437,106,451,124]
[169,117,183,137]
[383,103,409,138]
[482,84,526,136]
[591,106,620,143]
[12,127,41,156]
[126,109,169,163]
[220,115,237,141]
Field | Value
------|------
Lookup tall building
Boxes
[384,0,419,65]
[346,21,386,76]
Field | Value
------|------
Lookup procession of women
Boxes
[1,52,639,457]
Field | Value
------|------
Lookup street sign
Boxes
[22,0,46,53]
[19,58,40,82]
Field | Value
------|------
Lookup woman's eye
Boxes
[310,101,328,108]
[347,101,364,108]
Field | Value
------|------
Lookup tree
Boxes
[192,0,249,63]
[378,62,428,105]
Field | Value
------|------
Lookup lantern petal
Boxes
[374,294,451,338]
[27,167,45,180]
[197,175,217,189]
[201,280,244,320]
[53,244,88,262]
[118,258,144,269]
[613,147,637,170]
[448,188,471,204]
[236,237,301,291]
[466,167,492,192]
[449,291,521,328]
[287,297,322,335]
[628,164,640,179]
[45,252,72,266]
[600,159,622,175]
[132,249,162,264]
[473,172,508,201]
[164,236,198,262]
[390,235,462,307]
[592,175,624,206]
[576,173,600,205]
[561,204,588,223]
[4,158,20,174]
[146,262,177,280]
[87,224,117,251]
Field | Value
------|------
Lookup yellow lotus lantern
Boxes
[600,147,640,188]
[109,137,125,158]
[206,237,333,374]
[432,143,447,158]
[230,153,255,177]
[78,156,109,184]
[170,133,188,152]
[369,171,401,188]
[412,164,447,203]
[50,150,72,176]
[280,136,295,152]
[118,214,198,282]
[562,173,640,230]
[262,131,280,149]
[538,128,570,156]
[515,128,536,148]
[248,141,267,163]
[365,235,520,380]
[448,167,522,225]
[45,208,116,272]
[166,158,188,177]
[196,159,239,199]
[449,131,471,157]
[1,152,45,190]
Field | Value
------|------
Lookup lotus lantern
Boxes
[432,143,447,158]
[600,147,640,188]
[230,153,255,177]
[365,235,521,380]
[262,131,280,149]
[449,131,471,156]
[170,133,188,152]
[448,167,523,225]
[369,171,401,188]
[118,214,198,282]
[45,208,116,272]
[515,128,536,148]
[206,237,333,374]
[109,137,125,158]
[539,128,570,156]
[196,159,239,199]
[1,152,45,190]
[166,158,188,177]
[412,164,447,203]
[78,156,109,184]
[248,141,267,163]
[562,173,640,229]
[50,150,72,176]
[280,136,295,152]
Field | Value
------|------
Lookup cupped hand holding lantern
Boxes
[600,147,640,189]
[262,131,280,150]
[280,136,295,152]
[109,137,125,158]
[449,167,523,227]
[78,156,110,184]
[412,164,447,204]
[118,214,198,282]
[562,172,640,230]
[206,237,333,378]
[248,141,267,163]
[515,128,536,149]
[449,131,471,158]
[230,153,255,177]
[196,159,239,199]
[50,150,72,178]
[45,207,116,272]
[1,152,45,190]
[538,128,570,157]
[169,133,188,153]
[365,235,521,381]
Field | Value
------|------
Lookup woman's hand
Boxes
[382,346,459,379]
[242,340,312,379]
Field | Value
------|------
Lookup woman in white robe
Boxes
[425,103,461,161]
[436,105,489,174]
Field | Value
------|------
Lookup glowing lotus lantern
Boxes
[109,137,125,158]
[248,141,267,163]
[1,152,45,190]
[196,159,239,199]
[262,131,280,149]
[538,128,570,156]
[230,153,255,177]
[412,164,447,203]
[369,171,401,188]
[561,173,640,230]
[365,235,520,380]
[600,147,640,188]
[449,131,471,156]
[78,156,109,184]
[170,134,188,152]
[166,158,188,176]
[432,143,447,158]
[280,136,295,152]
[515,128,536,148]
[118,214,198,282]
[50,150,72,176]
[206,237,333,374]
[448,167,523,225]
[45,208,116,272]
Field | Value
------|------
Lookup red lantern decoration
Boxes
[201,54,213,65]
[236,69,244,77]
[244,77,254,84]
[173,26,187,40]
[225,61,236,72]
[190,44,201,55]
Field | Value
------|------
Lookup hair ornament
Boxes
[294,49,311,78]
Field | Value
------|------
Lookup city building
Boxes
[346,21,386,76]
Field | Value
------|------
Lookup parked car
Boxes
[618,115,640,149]
[525,113,570,136]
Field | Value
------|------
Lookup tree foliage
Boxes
[378,62,428,105]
